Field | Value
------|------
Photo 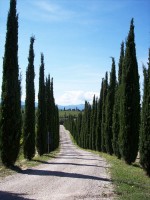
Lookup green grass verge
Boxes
[99,153,150,200]
[67,129,150,200]
[0,148,60,179]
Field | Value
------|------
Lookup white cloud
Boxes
[32,0,75,22]
[56,90,99,105]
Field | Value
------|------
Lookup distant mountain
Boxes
[58,104,84,111]
[1,99,84,111]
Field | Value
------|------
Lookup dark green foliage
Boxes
[64,115,77,142]
[112,43,124,158]
[101,73,108,152]
[45,75,51,153]
[112,86,120,158]
[85,102,91,149]
[36,54,47,155]
[119,19,140,164]
[76,112,82,145]
[80,102,87,148]
[118,42,124,85]
[91,95,97,150]
[0,0,22,167]
[96,80,103,151]
[140,49,150,176]
[23,37,35,160]
[49,78,55,151]
[83,101,91,149]
[46,77,59,152]
[105,58,116,155]
[53,105,59,150]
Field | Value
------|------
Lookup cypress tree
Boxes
[76,112,82,146]
[119,19,140,164]
[45,75,51,153]
[105,58,116,155]
[80,101,91,149]
[55,105,60,149]
[86,102,91,149]
[23,37,35,160]
[118,42,124,85]
[140,49,150,176]
[36,53,47,155]
[96,80,104,151]
[101,73,108,152]
[0,0,22,166]
[112,42,124,158]
[49,78,55,151]
[80,102,86,148]
[91,95,97,150]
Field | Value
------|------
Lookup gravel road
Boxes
[0,125,115,200]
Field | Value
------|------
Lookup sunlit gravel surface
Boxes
[0,125,115,200]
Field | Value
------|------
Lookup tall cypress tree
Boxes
[96,80,103,151]
[140,49,150,176]
[49,78,55,151]
[76,112,82,146]
[101,73,108,152]
[118,42,124,85]
[54,105,59,150]
[91,95,97,150]
[45,75,51,153]
[87,102,91,149]
[36,53,47,155]
[80,102,86,148]
[0,0,22,167]
[112,42,124,158]
[23,37,35,160]
[105,58,116,155]
[119,19,140,164]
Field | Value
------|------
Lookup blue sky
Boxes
[0,0,150,105]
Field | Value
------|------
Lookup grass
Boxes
[99,153,150,200]
[0,148,59,179]
[67,129,150,200]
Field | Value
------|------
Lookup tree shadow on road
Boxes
[0,191,35,200]
[11,166,111,182]
[33,160,109,169]
[56,155,102,161]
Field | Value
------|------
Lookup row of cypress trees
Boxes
[0,0,59,167]
[64,19,150,176]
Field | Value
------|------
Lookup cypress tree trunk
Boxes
[119,19,140,164]
[36,54,47,155]
[23,37,35,160]
[0,0,22,167]
[140,49,150,176]
[105,58,116,155]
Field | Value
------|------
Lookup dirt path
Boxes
[0,125,115,200]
